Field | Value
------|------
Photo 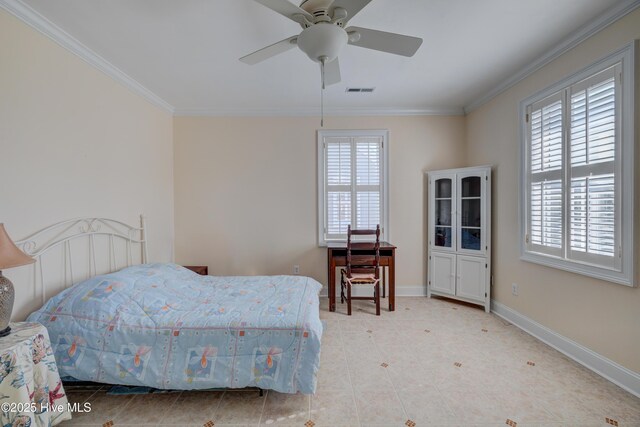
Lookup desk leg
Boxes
[389,252,395,311]
[329,254,336,312]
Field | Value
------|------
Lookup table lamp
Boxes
[0,224,35,337]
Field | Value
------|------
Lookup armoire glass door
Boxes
[434,177,453,249]
[459,175,482,251]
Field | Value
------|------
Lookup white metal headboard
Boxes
[14,216,147,304]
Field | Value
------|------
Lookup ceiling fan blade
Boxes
[240,35,298,65]
[324,57,341,86]
[346,26,423,57]
[253,0,313,22]
[329,0,373,24]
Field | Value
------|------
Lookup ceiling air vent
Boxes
[346,87,375,93]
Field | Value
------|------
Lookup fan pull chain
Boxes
[320,59,325,127]
[321,85,324,127]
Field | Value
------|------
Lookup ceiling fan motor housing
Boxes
[297,23,347,63]
[299,0,334,16]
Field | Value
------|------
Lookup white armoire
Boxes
[427,166,491,312]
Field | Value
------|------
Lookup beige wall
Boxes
[174,116,466,292]
[465,9,640,372]
[0,10,175,320]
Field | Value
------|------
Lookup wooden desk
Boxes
[327,241,397,312]
[183,265,208,275]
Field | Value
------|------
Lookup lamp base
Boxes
[0,272,15,337]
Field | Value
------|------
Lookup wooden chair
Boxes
[340,224,381,316]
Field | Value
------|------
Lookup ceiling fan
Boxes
[240,0,423,88]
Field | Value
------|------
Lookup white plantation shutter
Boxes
[355,138,382,229]
[319,131,388,243]
[526,93,564,256]
[530,99,563,173]
[570,76,616,168]
[570,175,615,256]
[530,180,563,249]
[522,58,628,278]
[567,67,619,267]
[326,138,352,236]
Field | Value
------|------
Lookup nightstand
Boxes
[183,265,208,275]
[0,322,72,426]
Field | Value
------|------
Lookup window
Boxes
[520,42,635,286]
[317,130,389,245]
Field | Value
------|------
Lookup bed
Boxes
[18,217,323,394]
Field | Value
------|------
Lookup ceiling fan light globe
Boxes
[297,23,347,63]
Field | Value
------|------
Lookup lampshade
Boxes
[0,224,35,270]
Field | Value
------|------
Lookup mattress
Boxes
[27,263,323,394]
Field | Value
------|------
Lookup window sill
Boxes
[520,251,632,287]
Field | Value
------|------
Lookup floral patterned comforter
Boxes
[27,263,323,394]
[0,322,71,426]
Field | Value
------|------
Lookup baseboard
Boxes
[319,285,427,298]
[491,299,640,398]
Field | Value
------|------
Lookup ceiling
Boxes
[14,0,634,114]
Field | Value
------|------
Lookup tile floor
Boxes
[60,296,640,427]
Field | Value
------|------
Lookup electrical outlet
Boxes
[293,265,300,275]
[512,283,519,296]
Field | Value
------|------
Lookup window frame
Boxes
[317,129,390,246]
[519,41,636,286]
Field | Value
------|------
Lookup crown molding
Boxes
[9,0,632,118]
[0,0,461,119]
[174,106,465,117]
[0,0,175,114]
[464,0,640,114]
